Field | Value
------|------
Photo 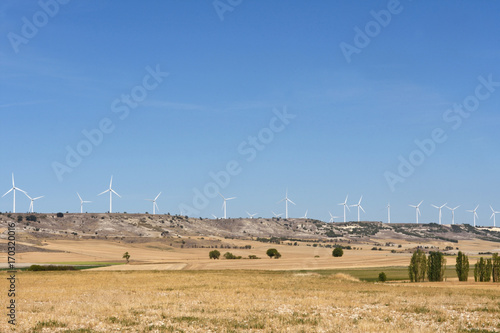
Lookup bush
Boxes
[223,252,241,260]
[26,265,76,271]
[26,215,37,222]
[378,272,387,282]
[17,215,23,222]
[409,249,427,282]
[427,251,446,282]
[332,247,344,257]
[56,212,64,218]
[455,251,469,281]
[266,248,281,259]
[209,250,220,260]
[248,255,260,259]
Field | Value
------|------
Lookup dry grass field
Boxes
[1,270,500,332]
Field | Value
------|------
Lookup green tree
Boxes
[474,257,491,282]
[209,250,221,260]
[266,248,281,259]
[408,249,427,282]
[427,251,446,282]
[485,258,492,282]
[455,251,469,281]
[332,247,344,257]
[122,252,130,263]
[378,272,387,282]
[492,253,500,282]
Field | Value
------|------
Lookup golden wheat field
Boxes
[1,270,500,332]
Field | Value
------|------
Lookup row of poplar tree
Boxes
[408,250,500,282]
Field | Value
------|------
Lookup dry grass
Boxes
[1,270,500,332]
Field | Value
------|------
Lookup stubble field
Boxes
[1,270,500,332]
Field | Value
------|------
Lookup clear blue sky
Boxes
[1,1,499,225]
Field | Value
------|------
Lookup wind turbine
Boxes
[272,211,283,218]
[146,192,161,215]
[301,210,308,219]
[98,176,121,213]
[25,193,44,213]
[2,173,26,213]
[466,205,479,227]
[246,211,257,219]
[490,206,499,227]
[328,212,339,223]
[218,192,236,219]
[409,200,423,224]
[387,202,391,224]
[77,193,91,214]
[431,203,447,225]
[446,205,460,225]
[338,195,350,222]
[278,189,295,219]
[350,196,365,222]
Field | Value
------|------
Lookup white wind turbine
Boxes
[409,200,423,224]
[338,195,350,222]
[98,176,121,213]
[328,212,339,223]
[272,211,283,218]
[246,211,257,219]
[2,173,26,213]
[146,192,161,215]
[350,196,365,222]
[278,189,295,219]
[77,193,91,214]
[431,203,447,225]
[446,205,460,225]
[490,206,499,227]
[387,202,391,224]
[466,205,479,227]
[25,193,44,213]
[219,192,236,219]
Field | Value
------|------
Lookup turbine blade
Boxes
[2,188,13,197]
[111,189,121,198]
[288,199,296,205]
[226,197,236,201]
[155,192,162,201]
[360,206,366,213]
[77,192,82,201]
[110,176,113,188]
[98,189,109,196]
[34,196,44,200]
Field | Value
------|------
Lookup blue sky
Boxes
[1,1,500,225]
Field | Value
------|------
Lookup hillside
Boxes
[1,213,500,250]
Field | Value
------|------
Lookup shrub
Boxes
[332,247,344,257]
[56,212,64,218]
[209,250,220,260]
[266,248,281,259]
[17,215,23,222]
[26,215,37,222]
[427,251,446,282]
[378,272,387,282]
[455,251,469,281]
[223,252,241,260]
[409,249,427,282]
[248,255,259,259]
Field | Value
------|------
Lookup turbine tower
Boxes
[146,192,161,215]
[77,193,91,214]
[98,176,121,213]
[431,203,447,225]
[350,196,365,222]
[25,193,44,213]
[218,192,236,219]
[329,212,339,223]
[409,200,423,224]
[466,205,479,227]
[446,205,459,225]
[2,173,26,213]
[246,211,257,219]
[278,189,295,219]
[387,202,391,224]
[491,206,499,227]
[338,195,350,222]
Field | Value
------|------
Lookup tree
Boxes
[122,252,130,263]
[485,258,493,282]
[56,212,64,218]
[455,251,469,281]
[427,251,446,282]
[266,248,281,259]
[492,253,500,282]
[332,247,344,257]
[209,250,221,260]
[378,272,387,282]
[408,249,427,282]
